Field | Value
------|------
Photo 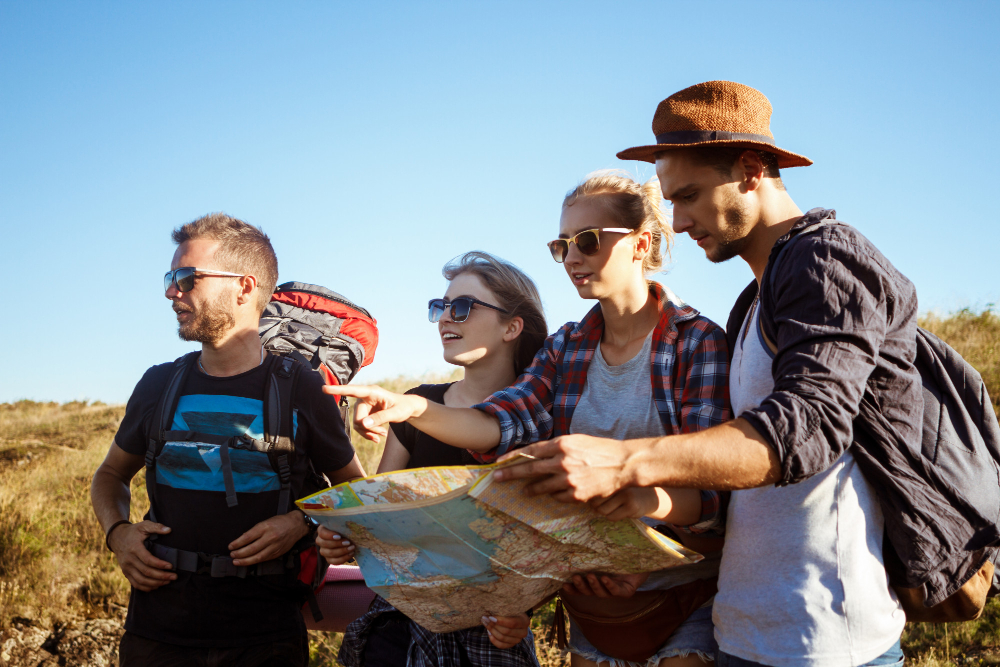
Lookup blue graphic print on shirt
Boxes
[154,394,297,495]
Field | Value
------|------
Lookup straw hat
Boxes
[617,80,812,168]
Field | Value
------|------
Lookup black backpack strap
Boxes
[149,543,290,578]
[145,352,199,523]
[264,354,300,515]
[219,440,238,508]
[726,280,759,361]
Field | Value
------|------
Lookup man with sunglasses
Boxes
[494,82,921,667]
[91,213,364,667]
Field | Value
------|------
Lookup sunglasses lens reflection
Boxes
[450,298,472,322]
[175,268,196,292]
[577,231,601,256]
[548,240,567,263]
[428,299,446,323]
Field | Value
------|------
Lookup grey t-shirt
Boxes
[715,302,905,667]
[570,330,721,591]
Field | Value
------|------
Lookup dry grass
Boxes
[0,310,998,665]
[0,400,137,627]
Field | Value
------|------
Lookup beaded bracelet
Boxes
[105,519,132,552]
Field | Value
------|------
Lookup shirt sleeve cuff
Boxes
[468,401,514,463]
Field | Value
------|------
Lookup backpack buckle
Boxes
[277,356,294,378]
[210,556,248,578]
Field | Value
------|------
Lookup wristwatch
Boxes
[302,511,320,537]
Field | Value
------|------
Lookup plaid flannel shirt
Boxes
[339,595,540,667]
[473,283,732,534]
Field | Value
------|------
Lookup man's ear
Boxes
[235,275,258,306]
[737,150,766,193]
[502,316,524,342]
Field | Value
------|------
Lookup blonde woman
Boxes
[334,172,731,666]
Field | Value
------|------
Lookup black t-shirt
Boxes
[389,384,476,469]
[114,354,355,648]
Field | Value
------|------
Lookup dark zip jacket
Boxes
[727,208,1000,607]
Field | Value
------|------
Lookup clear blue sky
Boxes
[2,1,998,403]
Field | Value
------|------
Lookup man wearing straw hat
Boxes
[493,81,919,666]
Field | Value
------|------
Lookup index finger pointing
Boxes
[322,384,371,399]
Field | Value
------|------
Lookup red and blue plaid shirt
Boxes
[473,282,732,533]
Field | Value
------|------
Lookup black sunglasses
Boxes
[428,297,509,323]
[164,267,245,293]
[547,227,632,263]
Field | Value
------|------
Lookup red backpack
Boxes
[259,281,378,388]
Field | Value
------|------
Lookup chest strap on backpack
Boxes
[265,355,299,516]
[149,543,289,578]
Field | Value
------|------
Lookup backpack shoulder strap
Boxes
[144,351,199,522]
[726,280,759,361]
[264,353,301,515]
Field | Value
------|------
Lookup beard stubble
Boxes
[706,191,754,264]
[177,287,237,343]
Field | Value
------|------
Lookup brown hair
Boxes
[680,146,785,190]
[172,213,278,313]
[442,251,548,376]
[562,170,672,275]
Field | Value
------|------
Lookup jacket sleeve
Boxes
[672,319,733,535]
[741,233,892,485]
[469,325,571,462]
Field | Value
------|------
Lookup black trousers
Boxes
[119,630,308,667]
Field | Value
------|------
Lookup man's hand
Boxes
[492,434,633,502]
[315,526,356,565]
[323,385,424,443]
[482,613,529,649]
[589,487,660,521]
[108,521,177,592]
[229,511,308,566]
[562,572,649,598]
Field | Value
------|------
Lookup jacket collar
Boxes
[568,281,699,343]
[766,207,837,265]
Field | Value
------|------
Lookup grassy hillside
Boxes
[0,308,997,666]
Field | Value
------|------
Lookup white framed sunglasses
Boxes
[547,228,632,263]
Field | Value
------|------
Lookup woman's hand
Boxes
[562,571,649,598]
[315,526,356,565]
[323,385,425,443]
[482,613,530,649]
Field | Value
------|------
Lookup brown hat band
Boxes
[654,130,776,146]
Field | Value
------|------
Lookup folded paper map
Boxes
[297,455,702,632]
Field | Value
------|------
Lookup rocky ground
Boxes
[0,611,124,667]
